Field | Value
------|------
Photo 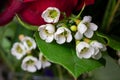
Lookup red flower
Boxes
[0,0,94,26]
[0,0,23,26]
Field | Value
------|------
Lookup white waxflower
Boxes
[39,53,51,69]
[41,7,60,23]
[21,56,41,72]
[90,41,106,60]
[76,41,94,59]
[38,24,55,43]
[75,16,98,40]
[54,27,72,44]
[21,36,36,52]
[11,42,26,60]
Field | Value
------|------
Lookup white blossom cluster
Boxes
[38,7,107,60]
[39,7,72,44]
[75,16,107,60]
[11,35,51,72]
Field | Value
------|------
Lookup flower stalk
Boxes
[106,0,120,32]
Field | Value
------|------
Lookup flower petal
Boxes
[82,47,94,58]
[101,45,107,51]
[76,42,89,54]
[91,41,104,49]
[84,29,93,38]
[74,32,83,40]
[46,35,54,43]
[78,23,87,34]
[46,24,55,33]
[35,61,42,70]
[55,35,66,44]
[67,34,72,43]
[92,52,102,60]
[27,65,36,72]
[89,23,98,31]
[82,16,92,23]
[38,25,47,40]
[42,61,51,69]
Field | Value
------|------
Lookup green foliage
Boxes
[101,0,119,32]
[16,15,38,31]
[0,20,34,72]
[35,32,104,78]
[97,32,120,50]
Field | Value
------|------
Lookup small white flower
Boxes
[76,41,94,59]
[54,27,72,44]
[38,24,55,43]
[90,41,106,59]
[21,56,41,72]
[75,16,98,40]
[39,53,51,69]
[11,42,26,60]
[21,36,36,52]
[41,7,60,23]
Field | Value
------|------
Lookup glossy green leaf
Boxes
[35,32,104,78]
[97,32,120,50]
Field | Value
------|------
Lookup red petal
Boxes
[23,0,37,3]
[18,0,79,26]
[0,0,22,26]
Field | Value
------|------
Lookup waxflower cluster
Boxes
[38,7,72,44]
[11,35,51,72]
[38,7,107,60]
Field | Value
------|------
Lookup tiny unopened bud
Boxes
[84,38,91,43]
[70,25,77,32]
[76,40,80,45]
[19,34,25,41]
[75,19,80,25]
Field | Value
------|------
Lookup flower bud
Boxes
[75,19,80,25]
[70,25,77,32]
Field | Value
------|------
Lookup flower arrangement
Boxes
[0,0,120,80]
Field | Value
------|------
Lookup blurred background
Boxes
[0,0,120,80]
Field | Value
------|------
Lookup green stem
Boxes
[0,46,15,71]
[76,3,86,19]
[16,15,38,31]
[56,65,63,80]
[106,0,120,32]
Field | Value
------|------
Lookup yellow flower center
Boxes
[48,10,58,18]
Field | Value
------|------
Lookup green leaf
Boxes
[97,32,120,50]
[35,32,104,78]
[101,0,117,32]
[16,15,38,31]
